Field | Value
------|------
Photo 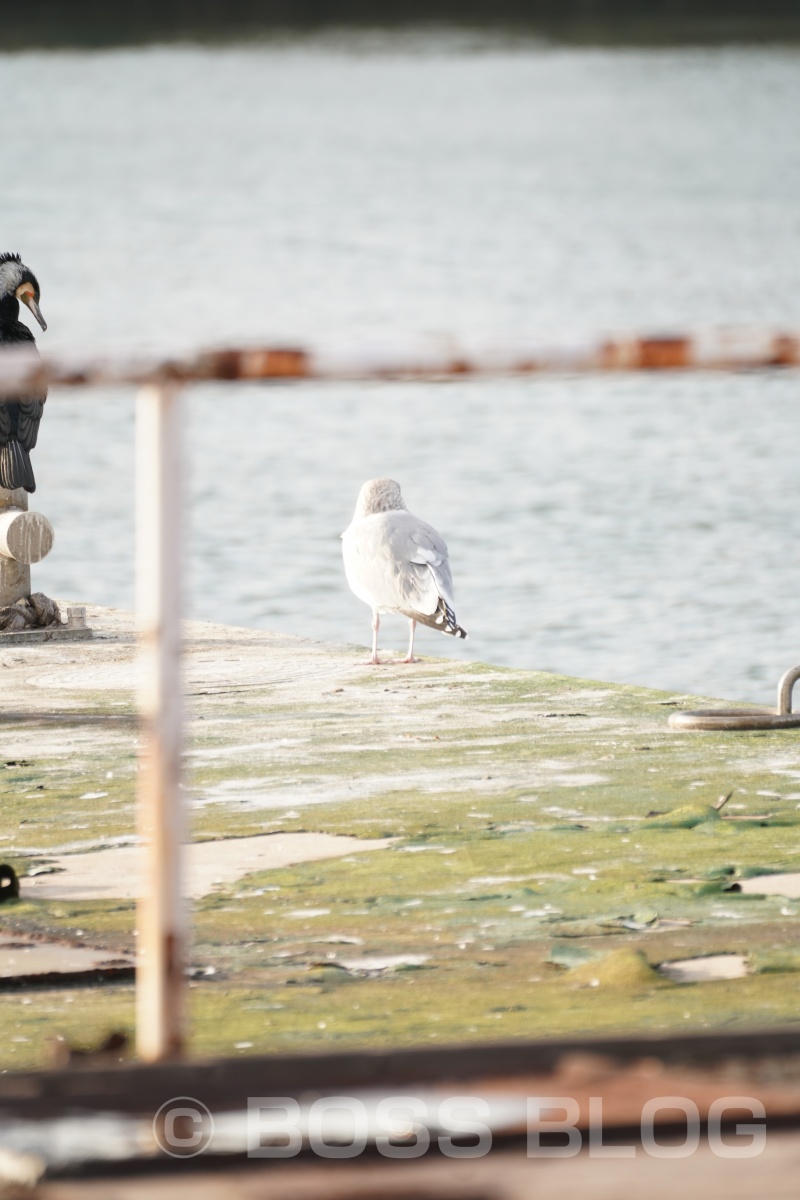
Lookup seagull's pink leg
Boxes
[369,612,382,665]
[403,619,419,664]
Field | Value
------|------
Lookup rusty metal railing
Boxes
[0,325,799,393]
[2,324,799,1064]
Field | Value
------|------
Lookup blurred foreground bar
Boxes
[5,1029,800,1194]
[0,327,799,395]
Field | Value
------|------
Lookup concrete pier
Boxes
[1,606,799,1067]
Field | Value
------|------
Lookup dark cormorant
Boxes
[0,253,47,493]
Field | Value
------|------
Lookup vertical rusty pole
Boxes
[135,382,185,1061]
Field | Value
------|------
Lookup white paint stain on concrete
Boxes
[24,832,393,902]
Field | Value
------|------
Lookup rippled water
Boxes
[3,34,800,701]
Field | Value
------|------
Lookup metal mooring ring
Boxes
[668,665,800,731]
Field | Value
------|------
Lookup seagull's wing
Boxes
[391,511,457,615]
[342,510,458,623]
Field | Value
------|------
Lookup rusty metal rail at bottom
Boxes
[2,1027,800,1196]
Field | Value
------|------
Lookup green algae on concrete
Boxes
[567,948,664,989]
[2,606,800,1069]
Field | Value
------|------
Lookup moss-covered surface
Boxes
[2,606,800,1069]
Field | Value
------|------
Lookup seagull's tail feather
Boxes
[0,440,35,492]
[409,597,468,640]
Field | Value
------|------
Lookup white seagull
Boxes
[341,478,468,664]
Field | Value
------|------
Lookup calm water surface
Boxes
[2,34,799,701]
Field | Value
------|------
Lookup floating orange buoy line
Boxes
[0,326,799,394]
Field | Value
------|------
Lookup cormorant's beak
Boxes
[20,293,47,332]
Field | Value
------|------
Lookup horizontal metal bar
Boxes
[0,327,798,394]
[669,708,800,731]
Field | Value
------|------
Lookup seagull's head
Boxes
[0,252,46,332]
[354,478,407,519]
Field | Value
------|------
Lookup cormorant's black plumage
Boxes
[0,253,47,493]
